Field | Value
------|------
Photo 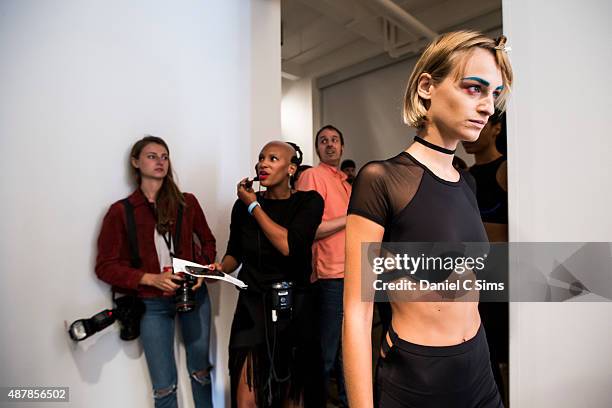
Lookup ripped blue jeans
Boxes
[140,287,213,408]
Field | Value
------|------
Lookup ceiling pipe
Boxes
[370,0,438,40]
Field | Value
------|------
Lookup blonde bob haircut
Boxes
[403,30,513,129]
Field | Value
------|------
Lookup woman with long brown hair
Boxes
[96,135,216,408]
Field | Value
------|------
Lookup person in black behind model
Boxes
[463,111,510,405]
[463,111,508,242]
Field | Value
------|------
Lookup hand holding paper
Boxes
[172,257,248,290]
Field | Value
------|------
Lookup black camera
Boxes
[174,272,198,312]
[68,295,145,342]
[268,281,293,322]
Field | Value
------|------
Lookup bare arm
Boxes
[209,255,241,283]
[343,214,385,408]
[237,179,291,256]
[251,205,290,256]
[315,215,347,240]
[219,254,240,274]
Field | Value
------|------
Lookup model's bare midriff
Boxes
[389,301,481,346]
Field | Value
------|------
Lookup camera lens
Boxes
[176,288,196,312]
[175,274,197,312]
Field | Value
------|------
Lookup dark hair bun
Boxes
[286,142,303,166]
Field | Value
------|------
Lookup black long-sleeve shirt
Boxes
[226,190,324,291]
[225,190,323,348]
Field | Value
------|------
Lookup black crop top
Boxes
[348,152,487,243]
[348,152,488,284]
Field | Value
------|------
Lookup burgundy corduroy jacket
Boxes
[95,189,216,298]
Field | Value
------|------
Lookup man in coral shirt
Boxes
[295,125,351,407]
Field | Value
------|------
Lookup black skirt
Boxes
[229,285,324,408]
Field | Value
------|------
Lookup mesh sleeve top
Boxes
[348,152,487,243]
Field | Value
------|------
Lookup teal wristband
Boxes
[247,201,260,215]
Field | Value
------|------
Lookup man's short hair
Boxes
[315,125,344,146]
[341,159,356,170]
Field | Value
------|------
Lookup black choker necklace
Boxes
[413,136,456,155]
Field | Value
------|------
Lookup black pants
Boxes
[375,325,503,408]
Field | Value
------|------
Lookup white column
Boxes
[504,0,612,406]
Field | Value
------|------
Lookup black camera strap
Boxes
[160,204,183,257]
[122,199,142,269]
[174,203,183,253]
[110,199,143,303]
[114,198,184,302]
[122,197,184,265]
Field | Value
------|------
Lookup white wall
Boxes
[250,0,282,162]
[504,0,612,407]
[320,57,475,170]
[281,77,315,165]
[0,1,280,407]
[321,59,418,168]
